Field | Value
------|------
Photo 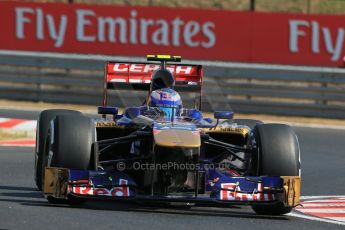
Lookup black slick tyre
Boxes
[35,109,82,190]
[251,124,300,215]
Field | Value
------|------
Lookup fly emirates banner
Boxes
[1,1,345,67]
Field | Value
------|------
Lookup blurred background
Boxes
[26,0,345,14]
[1,0,345,120]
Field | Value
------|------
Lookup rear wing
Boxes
[105,62,203,92]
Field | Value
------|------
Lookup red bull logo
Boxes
[71,179,130,197]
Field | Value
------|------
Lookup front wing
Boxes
[44,167,300,207]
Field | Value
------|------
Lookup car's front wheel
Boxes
[35,109,82,190]
[251,124,300,215]
[43,114,96,204]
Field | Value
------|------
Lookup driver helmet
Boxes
[149,88,182,121]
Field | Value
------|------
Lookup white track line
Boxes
[301,204,345,207]
[11,120,36,131]
[296,209,345,213]
[289,195,345,226]
[288,212,345,226]
[331,217,345,221]
[301,196,345,199]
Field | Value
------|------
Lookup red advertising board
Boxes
[1,1,345,67]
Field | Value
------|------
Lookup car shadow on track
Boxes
[0,185,290,221]
[80,201,289,221]
[0,185,48,206]
[29,200,289,221]
[0,185,44,199]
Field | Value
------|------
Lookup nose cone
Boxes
[153,129,200,148]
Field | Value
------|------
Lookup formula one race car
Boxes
[34,55,301,215]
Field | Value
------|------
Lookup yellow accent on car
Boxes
[157,55,172,59]
[204,127,250,136]
[146,55,182,62]
[44,167,69,198]
[281,176,301,207]
[96,121,117,127]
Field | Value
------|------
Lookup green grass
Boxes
[29,0,345,14]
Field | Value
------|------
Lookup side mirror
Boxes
[214,111,234,120]
[187,109,203,120]
[125,107,141,119]
[98,106,118,115]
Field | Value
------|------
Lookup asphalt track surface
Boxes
[0,109,345,229]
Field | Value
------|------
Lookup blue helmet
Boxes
[149,88,182,121]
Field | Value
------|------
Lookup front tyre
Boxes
[45,114,96,204]
[49,115,96,170]
[35,109,82,190]
[251,124,300,215]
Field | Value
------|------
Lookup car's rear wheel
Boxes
[35,109,82,190]
[43,114,96,204]
[251,124,300,215]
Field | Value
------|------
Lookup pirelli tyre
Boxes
[35,109,82,191]
[44,114,96,204]
[48,114,96,170]
[251,124,301,215]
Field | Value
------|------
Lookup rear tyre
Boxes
[45,114,96,204]
[35,109,82,190]
[251,124,300,215]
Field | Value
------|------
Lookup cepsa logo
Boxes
[15,7,216,49]
[112,63,194,74]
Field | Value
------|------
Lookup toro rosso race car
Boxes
[34,55,301,215]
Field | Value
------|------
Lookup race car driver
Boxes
[148,87,182,121]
